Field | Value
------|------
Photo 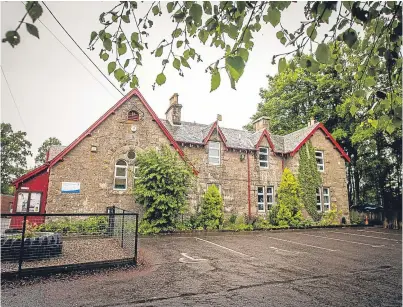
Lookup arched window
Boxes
[128,110,139,121]
[114,160,127,190]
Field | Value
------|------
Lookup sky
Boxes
[1,1,308,167]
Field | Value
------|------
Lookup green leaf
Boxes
[173,58,181,70]
[26,23,39,39]
[226,56,245,81]
[103,38,112,51]
[203,1,212,15]
[118,43,127,56]
[108,62,116,75]
[176,40,183,48]
[306,24,317,40]
[278,57,287,73]
[210,70,221,92]
[122,15,130,23]
[198,30,208,44]
[26,1,43,22]
[228,24,239,40]
[335,64,343,72]
[172,28,182,38]
[3,31,20,47]
[315,43,330,64]
[386,124,395,134]
[101,52,109,61]
[156,72,166,85]
[131,32,139,42]
[342,29,358,48]
[189,3,203,24]
[89,31,97,44]
[167,2,175,13]
[124,59,130,68]
[337,19,349,30]
[349,104,357,116]
[276,31,284,39]
[114,68,125,81]
[308,59,320,73]
[266,7,281,27]
[364,76,376,87]
[130,75,139,88]
[155,46,163,57]
[354,89,366,98]
[342,2,354,11]
[237,48,249,62]
[180,56,190,68]
[152,5,160,15]
[280,37,287,45]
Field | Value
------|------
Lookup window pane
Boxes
[258,187,263,193]
[116,167,127,177]
[267,195,273,203]
[209,142,220,149]
[209,157,220,164]
[210,149,219,157]
[259,147,268,154]
[17,192,29,212]
[29,193,41,213]
[258,195,264,202]
[260,161,268,167]
[114,178,126,190]
[316,204,321,211]
[259,154,268,160]
[258,203,264,211]
[116,160,127,166]
[267,187,273,194]
[315,151,323,158]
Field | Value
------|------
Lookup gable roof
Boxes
[14,89,197,185]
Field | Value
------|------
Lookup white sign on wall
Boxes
[61,182,81,194]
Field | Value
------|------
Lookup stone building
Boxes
[12,89,350,222]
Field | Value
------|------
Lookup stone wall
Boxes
[284,129,349,221]
[46,96,171,214]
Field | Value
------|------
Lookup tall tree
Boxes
[0,123,32,194]
[35,137,61,165]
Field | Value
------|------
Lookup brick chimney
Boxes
[165,93,182,125]
[308,117,316,126]
[252,116,270,132]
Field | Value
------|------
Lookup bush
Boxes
[318,203,343,226]
[223,214,252,231]
[138,220,161,235]
[253,215,273,230]
[134,145,194,232]
[36,216,108,234]
[197,185,224,230]
[275,168,303,226]
[349,210,361,225]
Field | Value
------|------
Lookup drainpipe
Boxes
[281,156,285,171]
[247,151,251,219]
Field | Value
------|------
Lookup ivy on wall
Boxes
[298,141,322,221]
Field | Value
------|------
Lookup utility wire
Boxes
[1,66,27,131]
[41,1,124,96]
[36,19,118,100]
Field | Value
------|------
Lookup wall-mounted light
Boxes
[91,145,97,152]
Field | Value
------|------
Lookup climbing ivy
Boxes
[298,141,322,221]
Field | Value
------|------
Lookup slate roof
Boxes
[160,119,321,154]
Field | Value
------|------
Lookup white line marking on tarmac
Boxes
[357,229,403,236]
[327,231,401,243]
[264,236,337,252]
[302,233,385,248]
[195,237,254,258]
[179,253,207,263]
[269,246,307,254]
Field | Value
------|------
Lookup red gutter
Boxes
[247,152,251,219]
[13,163,49,185]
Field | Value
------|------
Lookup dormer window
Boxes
[259,147,269,168]
[128,110,139,121]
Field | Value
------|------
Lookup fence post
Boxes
[134,214,139,264]
[107,206,115,237]
[18,215,27,276]
[121,210,125,248]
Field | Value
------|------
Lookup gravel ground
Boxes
[1,238,133,272]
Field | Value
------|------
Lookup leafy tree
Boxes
[134,145,193,231]
[35,137,62,165]
[3,2,401,105]
[198,184,224,229]
[298,141,322,221]
[275,168,303,226]
[0,123,32,194]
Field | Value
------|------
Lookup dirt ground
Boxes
[1,227,402,307]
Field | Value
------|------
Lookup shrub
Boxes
[138,220,161,235]
[275,168,303,226]
[253,215,273,230]
[319,203,343,226]
[134,145,194,232]
[198,184,224,230]
[36,216,108,234]
[223,214,252,231]
[298,142,322,221]
[349,210,361,225]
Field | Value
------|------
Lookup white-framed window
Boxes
[208,141,220,165]
[259,147,269,168]
[315,151,324,171]
[114,159,128,190]
[257,187,265,212]
[316,187,322,212]
[266,186,274,210]
[323,188,330,211]
[133,165,139,179]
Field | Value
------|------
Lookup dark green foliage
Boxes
[222,214,253,231]
[1,123,32,194]
[134,145,193,232]
[198,184,224,230]
[36,216,108,234]
[298,142,322,221]
[275,168,303,226]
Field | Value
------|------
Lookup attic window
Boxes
[128,110,139,121]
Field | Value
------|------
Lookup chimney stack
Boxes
[166,93,182,125]
[308,117,316,126]
[252,116,270,132]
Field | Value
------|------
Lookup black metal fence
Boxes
[1,207,138,279]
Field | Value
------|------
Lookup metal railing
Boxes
[1,208,138,278]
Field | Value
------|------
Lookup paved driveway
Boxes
[2,227,402,306]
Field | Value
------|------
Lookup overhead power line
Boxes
[41,1,124,96]
[1,66,27,131]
